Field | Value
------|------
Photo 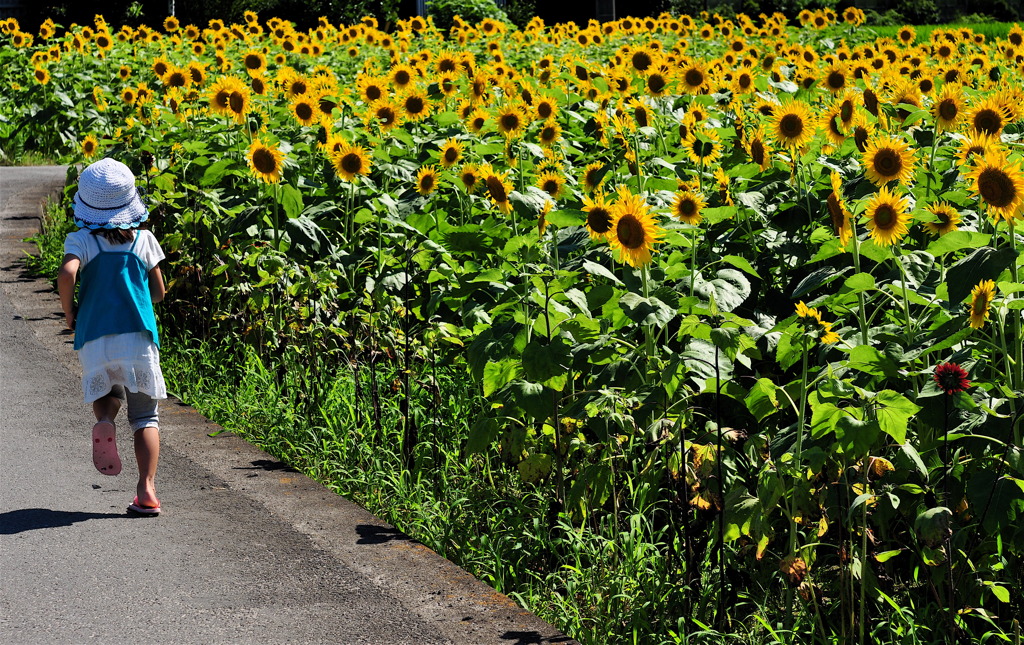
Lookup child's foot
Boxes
[91,421,121,476]
[128,484,160,515]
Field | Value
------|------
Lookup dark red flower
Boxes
[934,362,970,395]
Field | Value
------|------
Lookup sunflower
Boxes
[932,83,964,133]
[534,97,557,121]
[968,279,996,329]
[923,202,961,236]
[607,186,662,268]
[864,185,911,246]
[32,66,49,85]
[582,192,613,239]
[822,62,848,93]
[862,135,916,186]
[581,162,606,193]
[466,108,488,133]
[820,104,848,148]
[241,50,267,76]
[364,97,402,131]
[437,138,463,168]
[537,120,562,147]
[683,130,722,167]
[679,60,710,94]
[120,86,137,105]
[771,100,814,149]
[827,171,852,247]
[208,75,243,114]
[400,88,431,121]
[795,302,840,345]
[248,139,284,184]
[81,135,99,159]
[162,65,190,89]
[356,75,386,104]
[671,189,706,226]
[416,165,440,195]
[966,151,1024,222]
[955,131,1000,167]
[645,69,672,97]
[495,104,526,139]
[897,25,916,46]
[290,96,317,126]
[968,96,1011,137]
[389,63,416,90]
[458,164,479,193]
[331,143,371,182]
[482,166,513,214]
[285,74,310,98]
[536,171,565,199]
[163,16,180,32]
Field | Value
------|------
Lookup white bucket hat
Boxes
[72,158,149,229]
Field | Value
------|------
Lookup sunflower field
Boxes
[4,7,1024,643]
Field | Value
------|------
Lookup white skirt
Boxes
[78,332,167,404]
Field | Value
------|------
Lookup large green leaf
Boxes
[874,390,919,444]
[619,292,677,326]
[946,246,1019,304]
[693,268,751,312]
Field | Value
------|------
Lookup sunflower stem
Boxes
[850,222,870,346]
[641,264,656,370]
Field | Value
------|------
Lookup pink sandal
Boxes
[92,422,121,476]
[127,496,161,516]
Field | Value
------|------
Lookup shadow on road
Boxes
[500,630,576,644]
[0,508,125,535]
[355,523,412,545]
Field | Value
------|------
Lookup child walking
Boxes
[58,158,167,516]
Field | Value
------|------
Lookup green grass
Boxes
[869,21,1017,43]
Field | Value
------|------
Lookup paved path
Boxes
[0,166,573,645]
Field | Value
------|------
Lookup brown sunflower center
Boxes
[692,138,715,160]
[405,96,425,115]
[499,112,520,131]
[827,71,845,89]
[486,176,508,202]
[587,207,612,233]
[443,147,459,163]
[648,74,667,94]
[290,80,307,95]
[461,172,477,189]
[541,126,557,142]
[438,58,456,73]
[684,69,704,88]
[779,113,804,139]
[873,148,902,177]
[168,72,186,87]
[634,107,648,128]
[537,102,553,119]
[616,215,645,249]
[542,179,559,195]
[228,91,245,114]
[252,148,277,174]
[750,140,765,165]
[978,167,1015,207]
[677,198,697,217]
[874,205,896,229]
[83,140,95,153]
[632,51,653,71]
[341,153,363,174]
[393,70,411,86]
[974,109,1003,135]
[419,174,435,191]
[827,194,844,226]
[154,62,168,76]
[295,102,313,121]
[938,99,958,121]
[245,54,262,70]
[364,85,382,101]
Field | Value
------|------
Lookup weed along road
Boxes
[0,166,574,644]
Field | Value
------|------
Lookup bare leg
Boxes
[134,426,160,507]
[92,394,121,424]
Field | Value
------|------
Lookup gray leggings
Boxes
[107,385,160,432]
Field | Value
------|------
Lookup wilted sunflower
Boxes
[968,279,996,329]
[582,192,613,239]
[864,185,911,246]
[291,96,317,126]
[536,171,565,199]
[438,138,463,168]
[248,138,284,184]
[416,165,440,195]
[862,135,916,186]
[966,151,1024,221]
[81,135,99,159]
[968,96,1011,137]
[827,171,853,247]
[771,99,814,149]
[608,186,663,268]
[671,189,706,226]
[331,143,371,182]
[923,202,961,236]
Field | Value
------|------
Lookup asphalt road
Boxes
[0,166,574,645]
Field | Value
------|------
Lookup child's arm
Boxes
[58,253,80,330]
[148,265,166,304]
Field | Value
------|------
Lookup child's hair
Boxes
[90,228,137,244]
